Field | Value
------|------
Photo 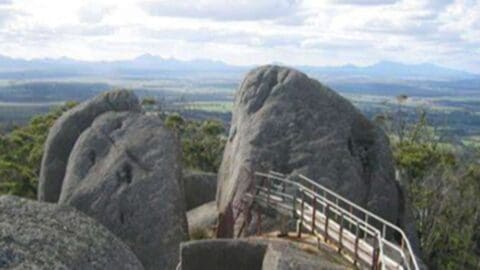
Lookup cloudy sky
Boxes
[0,0,479,72]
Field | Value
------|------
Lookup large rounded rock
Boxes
[59,112,188,270]
[187,201,217,236]
[0,195,144,270]
[183,171,217,210]
[216,65,419,251]
[179,239,267,270]
[262,240,350,270]
[38,89,141,202]
[178,238,351,270]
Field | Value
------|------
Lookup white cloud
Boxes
[0,0,478,72]
[78,2,113,23]
[0,8,10,25]
[143,0,302,21]
[332,0,399,6]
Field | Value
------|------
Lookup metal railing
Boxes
[248,171,420,270]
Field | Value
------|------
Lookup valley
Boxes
[1,73,479,146]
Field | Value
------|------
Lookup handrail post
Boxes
[297,191,305,238]
[324,204,330,242]
[338,213,344,253]
[349,205,353,231]
[292,188,297,218]
[256,211,262,235]
[312,197,317,234]
[371,233,380,270]
[354,221,360,267]
[334,197,339,220]
[267,178,271,205]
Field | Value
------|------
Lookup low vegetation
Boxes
[165,113,226,173]
[189,227,214,240]
[0,102,77,198]
[376,97,480,269]
[0,96,479,269]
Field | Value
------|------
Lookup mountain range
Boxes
[0,54,477,81]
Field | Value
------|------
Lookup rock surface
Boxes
[183,171,217,210]
[187,201,217,234]
[59,112,188,270]
[262,241,350,270]
[216,65,419,252]
[0,195,144,270]
[178,238,351,270]
[38,90,141,202]
[179,239,267,270]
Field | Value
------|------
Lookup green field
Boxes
[181,101,233,113]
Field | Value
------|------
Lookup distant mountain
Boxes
[300,61,477,81]
[0,54,243,79]
[0,54,477,81]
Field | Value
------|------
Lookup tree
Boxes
[165,113,185,131]
[0,102,77,198]
[376,98,480,269]
[165,114,226,172]
[141,97,156,106]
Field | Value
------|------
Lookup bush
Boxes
[189,227,213,240]
[165,114,226,173]
[377,98,480,269]
[0,102,77,198]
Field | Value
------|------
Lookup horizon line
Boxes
[0,53,476,75]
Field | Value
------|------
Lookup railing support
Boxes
[324,204,330,242]
[256,212,262,235]
[338,213,344,253]
[267,179,271,205]
[354,222,360,267]
[297,191,305,238]
[311,197,316,234]
[292,190,297,218]
[372,234,381,270]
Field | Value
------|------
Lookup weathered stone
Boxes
[184,171,217,210]
[59,112,188,270]
[262,241,350,270]
[179,239,267,270]
[178,238,351,270]
[216,65,420,253]
[187,201,217,234]
[0,195,144,270]
[38,89,141,202]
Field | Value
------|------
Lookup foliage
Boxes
[189,227,213,240]
[2,91,479,268]
[376,96,480,269]
[141,97,156,106]
[165,114,226,173]
[0,102,77,198]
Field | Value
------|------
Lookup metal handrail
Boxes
[251,171,419,270]
[263,170,415,268]
[255,173,387,268]
[297,174,419,270]
[297,192,387,268]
